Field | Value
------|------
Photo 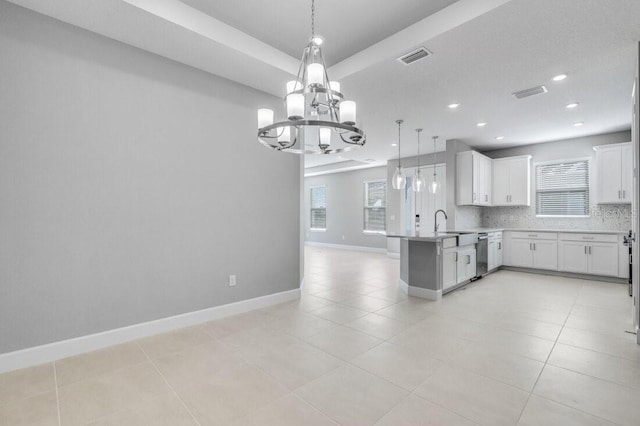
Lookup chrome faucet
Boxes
[434,209,448,233]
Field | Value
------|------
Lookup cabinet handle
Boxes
[485,194,488,202]
[466,255,471,265]
[584,246,587,254]
[623,190,626,199]
[529,243,532,250]
[455,252,458,261]
[533,243,536,251]
[498,242,501,250]
[589,246,592,255]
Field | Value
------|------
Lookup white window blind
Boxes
[310,186,327,229]
[536,159,589,216]
[364,181,386,232]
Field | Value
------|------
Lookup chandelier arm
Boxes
[338,132,365,146]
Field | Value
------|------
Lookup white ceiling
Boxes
[7,0,640,171]
[179,0,459,66]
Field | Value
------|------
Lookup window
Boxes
[364,180,386,233]
[536,159,590,216]
[310,186,327,230]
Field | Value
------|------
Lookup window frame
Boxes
[534,157,591,218]
[363,179,387,235]
[309,185,327,231]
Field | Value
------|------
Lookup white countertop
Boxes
[449,228,628,235]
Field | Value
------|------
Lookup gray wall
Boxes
[304,166,387,249]
[0,2,300,354]
[480,131,632,231]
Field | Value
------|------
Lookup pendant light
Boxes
[412,128,426,192]
[392,120,406,190]
[430,136,439,194]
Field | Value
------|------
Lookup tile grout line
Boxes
[514,281,581,425]
[135,341,202,426]
[53,362,62,426]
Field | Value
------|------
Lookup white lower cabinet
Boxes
[507,232,558,271]
[488,232,503,271]
[456,245,477,284]
[442,247,458,291]
[558,233,619,277]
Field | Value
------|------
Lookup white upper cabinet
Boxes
[594,142,632,204]
[492,156,532,206]
[456,151,492,206]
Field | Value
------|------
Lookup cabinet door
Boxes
[484,157,493,205]
[488,240,496,270]
[442,249,457,290]
[465,249,477,279]
[588,243,619,276]
[621,144,633,203]
[495,238,503,268]
[532,240,558,270]
[493,160,510,206]
[558,241,588,273]
[509,158,530,206]
[510,239,533,268]
[456,248,476,284]
[456,152,474,205]
[597,147,622,203]
[472,154,481,205]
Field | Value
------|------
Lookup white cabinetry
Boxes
[492,156,531,206]
[456,151,492,206]
[442,241,458,291]
[507,232,558,270]
[456,245,477,284]
[488,232,503,270]
[594,142,633,204]
[558,233,619,277]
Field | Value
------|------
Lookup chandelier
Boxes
[256,0,365,154]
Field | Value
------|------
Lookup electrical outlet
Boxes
[229,275,236,286]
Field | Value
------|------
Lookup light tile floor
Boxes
[2,246,640,425]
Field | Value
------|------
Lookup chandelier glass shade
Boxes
[392,119,406,190]
[256,1,365,154]
[430,136,440,194]
[412,128,426,192]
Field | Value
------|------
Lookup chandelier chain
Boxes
[311,0,315,38]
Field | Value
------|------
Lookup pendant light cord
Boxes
[396,120,403,168]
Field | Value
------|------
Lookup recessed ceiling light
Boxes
[495,136,504,140]
[391,143,397,147]
[312,36,323,45]
[477,122,487,127]
[448,103,460,109]
[573,122,584,127]
[566,102,579,109]
[552,74,567,82]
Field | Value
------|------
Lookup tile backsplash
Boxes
[482,204,633,231]
[455,206,483,229]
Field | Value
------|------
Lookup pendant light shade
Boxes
[392,120,406,190]
[412,128,426,192]
[430,136,440,194]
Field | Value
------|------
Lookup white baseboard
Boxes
[398,279,441,301]
[304,241,386,253]
[408,286,442,301]
[0,288,300,374]
[398,278,409,294]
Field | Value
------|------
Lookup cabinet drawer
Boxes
[488,232,502,240]
[558,233,618,243]
[511,231,557,241]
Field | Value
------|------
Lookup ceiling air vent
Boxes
[397,47,432,65]
[512,85,548,99]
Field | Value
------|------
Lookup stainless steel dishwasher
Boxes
[475,232,489,278]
